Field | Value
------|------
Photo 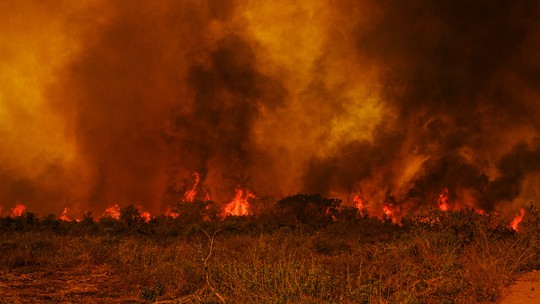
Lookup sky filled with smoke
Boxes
[0,0,539,216]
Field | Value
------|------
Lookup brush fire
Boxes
[1,0,539,302]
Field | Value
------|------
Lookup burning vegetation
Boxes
[1,198,540,302]
[0,177,528,232]
[1,0,540,302]
[222,187,255,218]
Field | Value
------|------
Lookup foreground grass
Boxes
[1,207,539,303]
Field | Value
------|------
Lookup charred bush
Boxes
[174,200,219,225]
[275,194,341,228]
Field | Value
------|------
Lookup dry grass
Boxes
[0,206,539,303]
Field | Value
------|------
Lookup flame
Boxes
[437,188,450,211]
[203,204,212,222]
[383,205,394,218]
[136,205,151,223]
[353,193,364,211]
[510,208,526,232]
[475,209,485,215]
[0,205,3,216]
[382,203,401,224]
[165,207,179,219]
[11,203,27,217]
[103,204,121,220]
[223,188,255,217]
[183,172,200,203]
[59,207,70,221]
[324,207,338,221]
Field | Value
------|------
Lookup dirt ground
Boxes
[0,265,139,304]
[2,266,540,303]
[501,270,540,304]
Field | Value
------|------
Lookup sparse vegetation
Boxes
[0,197,539,303]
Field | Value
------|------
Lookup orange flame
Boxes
[183,172,200,203]
[510,208,526,232]
[475,209,485,215]
[136,205,151,222]
[203,204,212,222]
[59,207,70,221]
[164,207,179,219]
[11,203,27,217]
[103,204,121,220]
[383,205,393,218]
[437,188,449,211]
[223,188,254,217]
[353,193,364,211]
[382,203,401,224]
[324,207,338,221]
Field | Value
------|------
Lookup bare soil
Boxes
[501,270,540,304]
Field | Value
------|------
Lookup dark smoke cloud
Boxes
[48,1,286,213]
[304,0,540,210]
[303,129,405,195]
[49,1,226,213]
[0,161,73,215]
[168,34,285,206]
[3,0,539,215]
[480,141,540,209]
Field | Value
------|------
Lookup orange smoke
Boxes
[1,1,539,217]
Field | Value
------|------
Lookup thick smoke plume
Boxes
[0,0,539,216]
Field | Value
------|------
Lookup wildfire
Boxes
[203,204,212,221]
[164,207,179,219]
[383,205,393,218]
[103,204,121,220]
[183,172,200,203]
[382,203,402,224]
[510,208,526,232]
[437,188,449,211]
[223,188,255,217]
[136,205,151,222]
[324,207,338,221]
[59,207,70,221]
[353,193,364,211]
[475,209,486,215]
[11,203,27,217]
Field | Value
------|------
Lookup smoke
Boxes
[303,0,540,212]
[1,0,539,215]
